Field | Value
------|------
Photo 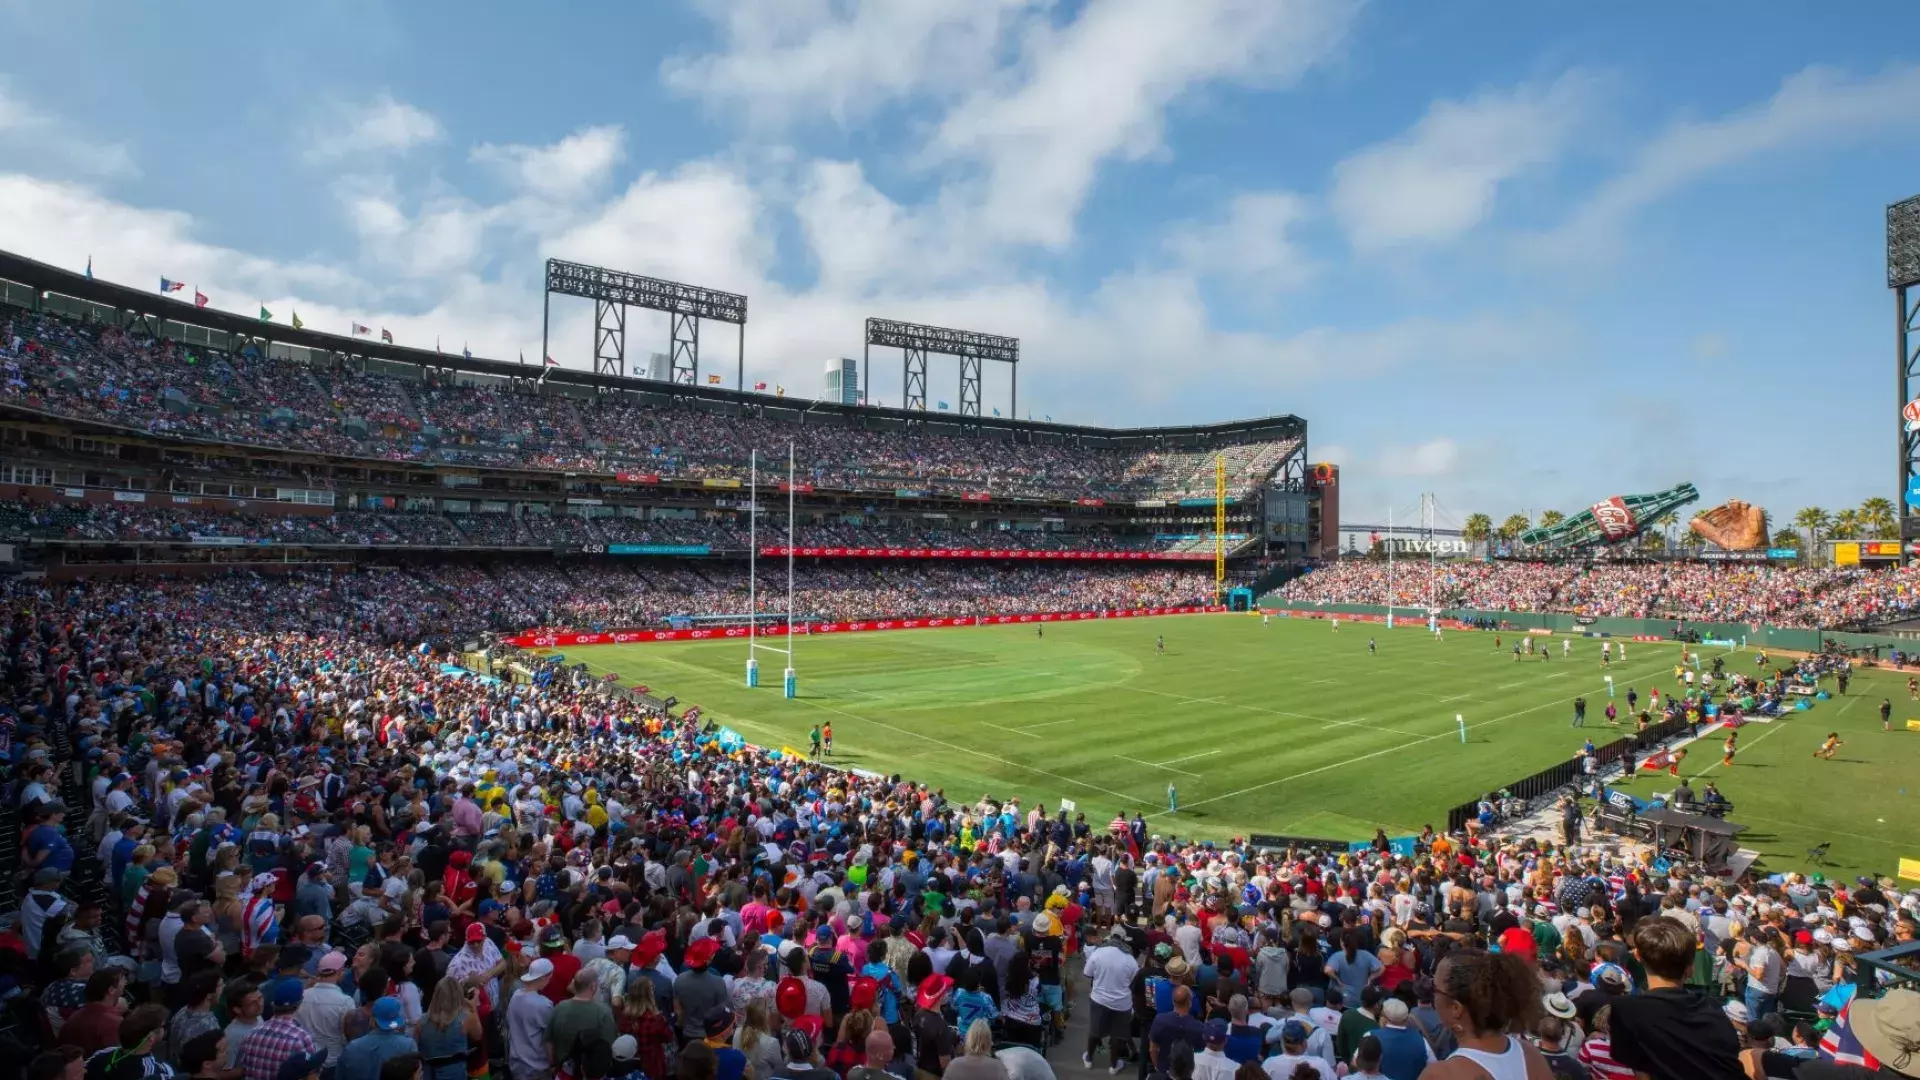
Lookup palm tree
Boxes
[1538,510,1566,529]
[1794,506,1830,565]
[1498,513,1532,542]
[1831,508,1862,539]
[1860,497,1899,540]
[1462,513,1493,543]
[1771,527,1801,551]
[1650,511,1679,551]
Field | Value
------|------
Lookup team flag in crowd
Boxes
[707,374,722,384]
[159,277,184,293]
[291,311,305,329]
[381,328,393,343]
[194,290,209,309]
[352,323,371,336]
[258,306,272,322]
[754,381,767,391]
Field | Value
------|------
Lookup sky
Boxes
[1,1,1917,526]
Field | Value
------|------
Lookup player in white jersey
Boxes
[1562,638,1571,657]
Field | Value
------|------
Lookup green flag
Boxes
[258,306,272,322]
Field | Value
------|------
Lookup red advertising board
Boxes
[778,482,815,493]
[613,472,661,484]
[756,546,1212,562]
[1076,498,1107,507]
[961,492,993,502]
[507,605,1225,648]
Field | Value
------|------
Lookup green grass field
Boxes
[544,615,1917,881]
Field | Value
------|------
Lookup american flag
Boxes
[380,328,393,343]
[1108,815,1128,834]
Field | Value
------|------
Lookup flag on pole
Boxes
[352,323,370,336]
[753,381,767,391]
[937,401,950,410]
[856,395,865,405]
[291,311,305,330]
[775,385,785,397]
[435,336,441,355]
[992,407,1001,417]
[543,355,558,367]
[519,352,525,364]
[258,306,272,322]
[159,277,184,293]
[462,345,472,359]
[706,374,721,384]
[194,290,209,309]
[380,328,393,343]
[85,256,93,280]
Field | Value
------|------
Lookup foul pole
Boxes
[1214,453,1227,606]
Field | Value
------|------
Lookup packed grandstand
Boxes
[8,249,1920,1080]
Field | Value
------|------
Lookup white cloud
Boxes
[1331,71,1597,250]
[1167,191,1315,290]
[304,95,444,162]
[1536,63,1920,260]
[662,0,1043,127]
[471,125,625,201]
[1692,332,1727,359]
[932,0,1358,249]
[0,81,136,178]
[1377,437,1461,477]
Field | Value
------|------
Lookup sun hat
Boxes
[915,974,953,1011]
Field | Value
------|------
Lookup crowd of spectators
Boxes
[4,563,1916,1080]
[1277,559,1920,630]
[1,312,1300,500]
[0,501,1211,557]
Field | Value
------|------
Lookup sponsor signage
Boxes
[1135,499,1167,508]
[701,478,743,489]
[1378,537,1469,555]
[506,605,1226,648]
[112,490,147,503]
[607,543,711,556]
[778,482,814,493]
[1864,541,1904,557]
[1076,497,1106,507]
[1906,396,1920,433]
[1590,496,1638,541]
[1179,496,1238,507]
[962,492,993,502]
[614,472,661,484]
[1698,550,1770,562]
[756,546,1213,561]
[894,488,926,498]
[1765,548,1800,559]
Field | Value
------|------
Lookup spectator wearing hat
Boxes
[584,935,632,1013]
[772,1027,837,1080]
[507,958,557,1080]
[239,981,320,1080]
[676,939,730,1043]
[298,952,358,1072]
[1193,1019,1238,1080]
[1367,999,1432,1080]
[604,1037,646,1080]
[540,928,585,1007]
[447,924,506,1017]
[701,1006,749,1080]
[913,974,958,1076]
[1259,1020,1330,1080]
[338,999,418,1080]
[1084,929,1140,1072]
[275,1051,329,1080]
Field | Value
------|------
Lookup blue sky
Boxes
[2,1,1918,526]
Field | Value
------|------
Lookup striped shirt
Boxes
[1577,1034,1636,1080]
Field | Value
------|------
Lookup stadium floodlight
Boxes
[540,258,748,385]
[1892,195,1920,542]
[863,317,1018,417]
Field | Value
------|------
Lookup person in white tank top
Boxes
[1417,952,1554,1080]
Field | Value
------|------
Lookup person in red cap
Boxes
[675,938,729,1043]
[911,974,955,1075]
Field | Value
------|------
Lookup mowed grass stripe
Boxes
[548,617,1916,878]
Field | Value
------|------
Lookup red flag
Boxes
[193,290,208,309]
[753,381,767,391]
[352,323,370,335]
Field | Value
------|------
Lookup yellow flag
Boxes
[291,310,305,329]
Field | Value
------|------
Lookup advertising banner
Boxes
[701,478,743,489]
[613,472,661,484]
[755,546,1213,562]
[778,482,815,493]
[607,543,711,556]
[962,492,993,502]
[506,605,1226,648]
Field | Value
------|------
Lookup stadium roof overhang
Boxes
[0,248,1302,447]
